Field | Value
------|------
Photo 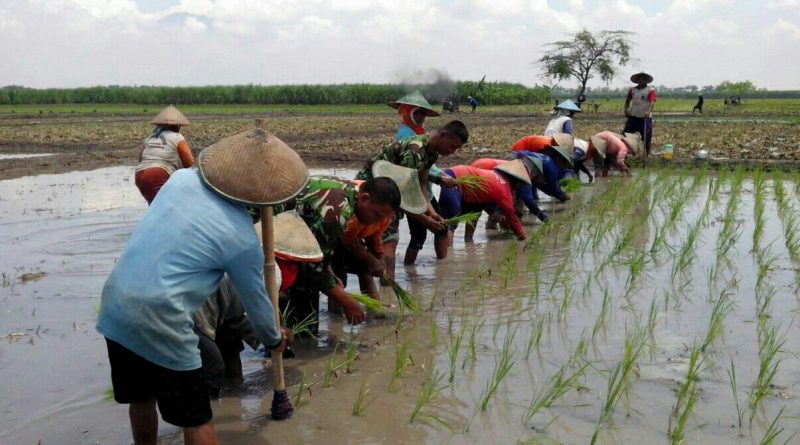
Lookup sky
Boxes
[1,0,798,90]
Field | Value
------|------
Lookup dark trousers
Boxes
[196,327,245,399]
[406,198,440,250]
[623,116,653,155]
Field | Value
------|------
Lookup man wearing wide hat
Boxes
[97,127,305,444]
[623,72,656,157]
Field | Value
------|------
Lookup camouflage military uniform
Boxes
[355,135,439,242]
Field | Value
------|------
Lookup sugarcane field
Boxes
[2,3,800,445]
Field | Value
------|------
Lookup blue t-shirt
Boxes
[96,169,281,371]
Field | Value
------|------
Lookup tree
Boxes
[537,29,634,99]
[717,80,757,101]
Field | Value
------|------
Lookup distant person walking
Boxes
[623,72,656,157]
[693,94,704,114]
[468,96,478,113]
[135,106,194,205]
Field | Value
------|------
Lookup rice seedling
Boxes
[429,317,439,348]
[443,211,482,226]
[383,276,421,312]
[344,339,359,373]
[558,177,581,193]
[293,371,319,407]
[727,358,744,433]
[749,323,786,423]
[759,406,796,445]
[351,381,370,416]
[446,324,466,382]
[668,342,703,444]
[523,360,589,425]
[524,317,546,360]
[464,319,485,368]
[390,342,414,391]
[282,305,318,338]
[591,288,612,342]
[455,175,489,193]
[409,368,451,430]
[590,326,646,445]
[478,328,517,411]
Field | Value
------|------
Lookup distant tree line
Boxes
[0,82,551,106]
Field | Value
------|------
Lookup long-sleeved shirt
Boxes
[592,131,629,169]
[447,165,525,239]
[395,125,443,196]
[97,169,281,371]
[510,151,568,201]
[470,158,543,216]
[511,135,554,152]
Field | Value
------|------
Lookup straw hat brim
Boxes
[573,138,589,151]
[630,72,654,84]
[371,160,428,214]
[622,132,643,155]
[590,136,607,159]
[198,128,308,206]
[151,105,191,126]
[254,212,324,262]
[552,133,574,150]
[522,155,544,177]
[386,90,440,117]
[494,160,532,185]
[556,100,582,113]
[544,145,575,167]
[387,102,441,117]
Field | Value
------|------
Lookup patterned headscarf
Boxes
[398,104,426,135]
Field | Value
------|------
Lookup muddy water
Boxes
[2,167,799,444]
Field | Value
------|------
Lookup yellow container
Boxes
[663,144,674,160]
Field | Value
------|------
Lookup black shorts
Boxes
[105,338,212,428]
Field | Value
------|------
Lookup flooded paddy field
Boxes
[2,165,800,444]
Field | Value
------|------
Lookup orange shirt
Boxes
[342,214,391,257]
[511,135,554,152]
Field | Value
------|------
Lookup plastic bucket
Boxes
[663,143,674,160]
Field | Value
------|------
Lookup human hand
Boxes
[271,327,293,353]
[439,174,457,188]
[424,214,446,232]
[343,297,366,324]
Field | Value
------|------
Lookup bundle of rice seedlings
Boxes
[559,177,582,193]
[443,211,482,226]
[455,175,489,193]
[351,293,388,314]
[383,276,421,312]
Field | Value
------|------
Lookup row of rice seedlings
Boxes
[524,316,548,360]
[752,169,767,252]
[523,353,590,427]
[323,342,358,387]
[590,288,613,343]
[446,323,466,382]
[463,318,485,368]
[670,211,706,279]
[649,173,697,257]
[590,325,647,445]
[389,342,414,391]
[477,327,517,412]
[748,321,787,424]
[409,367,451,429]
[293,371,319,408]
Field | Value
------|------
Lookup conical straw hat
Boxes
[521,155,544,177]
[150,105,191,126]
[254,212,323,262]
[552,133,574,150]
[494,159,532,185]
[622,132,643,155]
[371,160,427,214]
[387,90,440,117]
[630,72,653,84]
[590,135,607,159]
[544,145,575,167]
[198,128,308,206]
[555,100,582,113]
[574,138,589,151]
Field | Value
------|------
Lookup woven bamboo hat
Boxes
[198,127,308,206]
[544,145,575,167]
[150,105,191,126]
[552,133,574,150]
[589,135,607,159]
[521,155,544,177]
[371,160,427,214]
[630,72,653,84]
[388,90,440,117]
[555,100,582,113]
[254,211,323,262]
[621,132,643,155]
[495,159,532,185]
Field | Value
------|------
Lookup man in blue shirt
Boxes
[97,127,307,445]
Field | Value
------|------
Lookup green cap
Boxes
[387,90,440,117]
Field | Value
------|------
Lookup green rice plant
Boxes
[645,298,659,359]
[523,360,589,424]
[464,319,485,368]
[443,211,482,226]
[759,406,796,445]
[352,381,371,416]
[447,324,466,382]
[590,326,646,445]
[409,368,451,430]
[524,317,546,360]
[383,276,421,312]
[390,342,414,391]
[558,177,581,193]
[668,342,703,444]
[727,358,744,432]
[282,305,318,338]
[429,318,439,348]
[455,175,489,193]
[749,323,787,423]
[478,328,517,411]
[344,339,359,373]
[591,288,612,342]
[701,290,734,352]
[293,371,319,407]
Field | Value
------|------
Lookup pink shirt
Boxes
[593,131,628,168]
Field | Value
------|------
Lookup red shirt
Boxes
[511,135,554,152]
[448,165,525,239]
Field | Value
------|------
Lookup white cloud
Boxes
[183,16,207,32]
[766,0,799,9]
